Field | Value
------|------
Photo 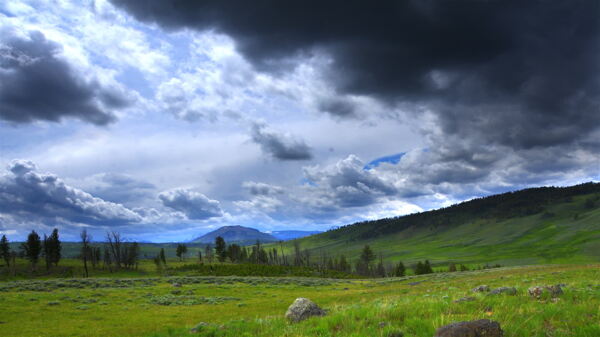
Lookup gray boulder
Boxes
[434,319,504,337]
[285,297,326,322]
[528,285,563,299]
[472,285,490,293]
[489,287,517,295]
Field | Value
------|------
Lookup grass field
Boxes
[1,264,598,337]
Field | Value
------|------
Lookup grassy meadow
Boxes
[0,264,598,337]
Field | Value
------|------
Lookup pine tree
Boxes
[48,228,61,266]
[43,234,51,271]
[358,245,376,275]
[393,261,406,277]
[21,230,42,270]
[215,236,226,262]
[424,260,433,273]
[159,248,167,265]
[338,255,350,273]
[80,230,91,278]
[176,244,187,261]
[0,235,10,268]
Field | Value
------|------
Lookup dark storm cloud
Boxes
[251,123,313,160]
[0,27,131,125]
[158,188,223,220]
[0,160,143,226]
[110,0,599,150]
[242,181,283,196]
[85,173,156,205]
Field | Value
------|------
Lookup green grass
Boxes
[0,264,598,337]
[267,193,600,267]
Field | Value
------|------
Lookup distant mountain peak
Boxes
[191,225,277,245]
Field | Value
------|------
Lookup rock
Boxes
[172,282,182,288]
[435,319,504,337]
[408,281,422,286]
[472,285,490,293]
[528,285,563,299]
[489,287,517,295]
[285,298,326,322]
[453,296,476,303]
[190,322,209,333]
[379,322,388,328]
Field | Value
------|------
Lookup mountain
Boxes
[270,230,322,241]
[271,182,600,266]
[191,225,277,245]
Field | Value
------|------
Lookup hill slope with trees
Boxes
[272,182,600,266]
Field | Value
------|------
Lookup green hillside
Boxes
[271,183,600,266]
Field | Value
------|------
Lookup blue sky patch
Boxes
[364,152,405,170]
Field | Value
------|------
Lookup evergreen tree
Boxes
[424,260,433,273]
[176,244,187,261]
[448,262,457,272]
[414,260,433,275]
[338,255,350,273]
[21,230,42,270]
[357,245,375,275]
[48,228,61,266]
[393,261,406,277]
[227,244,242,263]
[43,234,51,271]
[197,250,203,263]
[414,261,424,275]
[159,248,167,265]
[215,236,227,262]
[0,235,10,268]
[80,230,91,278]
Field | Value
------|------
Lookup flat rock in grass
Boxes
[528,285,563,299]
[472,285,490,293]
[489,287,517,295]
[453,296,476,303]
[434,319,504,337]
[190,322,209,333]
[285,297,326,322]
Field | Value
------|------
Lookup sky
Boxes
[0,0,598,242]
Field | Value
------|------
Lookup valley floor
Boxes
[1,264,598,337]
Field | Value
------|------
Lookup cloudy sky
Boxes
[0,0,598,242]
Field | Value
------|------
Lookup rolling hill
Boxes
[270,230,323,240]
[191,225,277,245]
[270,182,600,266]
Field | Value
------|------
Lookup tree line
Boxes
[2,231,501,278]
[0,229,140,277]
[155,236,484,278]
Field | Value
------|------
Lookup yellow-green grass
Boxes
[1,264,598,337]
